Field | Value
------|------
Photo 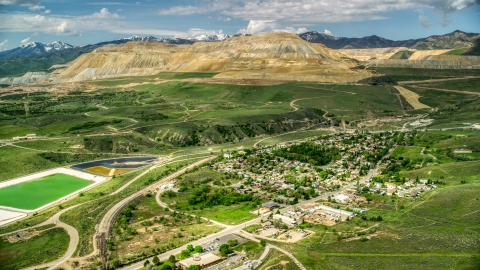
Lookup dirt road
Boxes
[393,86,431,110]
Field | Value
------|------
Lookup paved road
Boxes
[155,186,231,229]
[19,156,214,270]
[98,156,216,237]
[118,147,392,270]
[238,232,307,270]
[21,204,82,270]
[96,157,216,265]
[119,217,262,270]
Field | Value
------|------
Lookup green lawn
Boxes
[0,227,69,270]
[391,146,429,160]
[0,174,93,210]
[373,67,480,81]
[193,203,257,225]
[257,129,333,147]
[415,78,480,93]
[400,161,480,182]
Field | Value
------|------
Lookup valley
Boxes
[0,31,479,270]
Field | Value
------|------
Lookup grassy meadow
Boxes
[0,227,69,270]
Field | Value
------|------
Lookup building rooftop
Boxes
[178,253,222,268]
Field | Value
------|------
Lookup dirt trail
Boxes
[399,76,480,85]
[289,98,305,111]
[297,85,356,95]
[410,85,480,96]
[393,86,431,110]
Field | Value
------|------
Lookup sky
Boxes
[0,0,479,50]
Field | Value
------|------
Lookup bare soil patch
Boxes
[393,86,431,110]
[180,78,291,85]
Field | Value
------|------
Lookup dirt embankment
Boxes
[55,32,374,84]
[393,85,431,110]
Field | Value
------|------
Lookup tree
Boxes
[186,266,201,270]
[187,244,195,252]
[260,239,267,247]
[144,260,150,268]
[160,263,173,270]
[168,255,176,264]
[194,245,203,253]
[181,249,191,258]
[152,256,160,265]
[111,258,121,268]
[219,244,232,256]
[227,239,239,247]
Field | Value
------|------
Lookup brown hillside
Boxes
[56,32,374,83]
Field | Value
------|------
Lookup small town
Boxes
[210,132,439,227]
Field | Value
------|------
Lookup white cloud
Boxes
[87,2,124,5]
[28,4,44,11]
[1,0,47,12]
[0,0,39,5]
[218,17,232,21]
[0,8,122,36]
[174,28,226,39]
[87,8,121,19]
[44,9,50,14]
[238,20,308,34]
[159,5,205,15]
[324,29,333,36]
[160,0,479,29]
[158,1,242,15]
[419,15,433,28]
[20,37,30,44]
[0,39,8,51]
[112,28,186,37]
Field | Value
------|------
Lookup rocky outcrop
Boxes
[0,72,53,85]
[366,55,480,69]
[56,32,373,83]
[338,47,410,61]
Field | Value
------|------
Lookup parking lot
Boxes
[196,234,256,270]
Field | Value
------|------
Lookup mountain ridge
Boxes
[0,41,75,58]
[54,32,372,84]
[299,30,480,50]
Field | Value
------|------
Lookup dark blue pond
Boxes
[71,157,158,171]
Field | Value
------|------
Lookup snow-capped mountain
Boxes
[118,34,231,43]
[0,41,75,58]
[193,34,231,41]
[44,41,75,52]
[300,31,340,43]
[118,35,155,42]
[117,35,194,45]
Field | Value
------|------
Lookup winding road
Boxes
[3,204,84,270]
[117,148,392,270]
[7,127,395,270]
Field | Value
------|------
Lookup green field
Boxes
[276,181,480,269]
[0,174,92,210]
[161,167,259,225]
[415,78,480,93]
[373,67,480,81]
[0,227,69,270]
[391,146,429,160]
[258,249,300,270]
